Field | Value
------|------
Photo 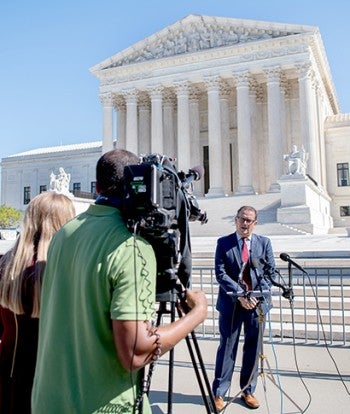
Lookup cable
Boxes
[302,270,350,396]
[289,295,312,413]
[266,312,284,413]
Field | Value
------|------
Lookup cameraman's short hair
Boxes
[96,149,139,197]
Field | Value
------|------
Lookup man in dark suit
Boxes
[212,206,275,411]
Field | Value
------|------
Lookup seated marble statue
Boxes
[284,145,308,175]
[49,168,71,195]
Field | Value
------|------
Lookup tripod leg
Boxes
[166,301,176,414]
[177,305,218,414]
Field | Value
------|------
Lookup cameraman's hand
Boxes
[183,290,207,322]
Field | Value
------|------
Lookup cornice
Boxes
[325,113,350,127]
[92,16,339,115]
[98,35,310,91]
[308,30,340,113]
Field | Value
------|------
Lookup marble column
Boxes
[220,82,231,195]
[249,79,262,193]
[100,93,114,154]
[234,71,255,194]
[315,82,327,188]
[189,87,202,194]
[175,81,191,172]
[114,96,126,149]
[265,66,283,192]
[280,76,293,154]
[124,89,138,155]
[297,63,319,182]
[205,76,224,196]
[138,94,151,155]
[163,91,176,159]
[149,86,164,154]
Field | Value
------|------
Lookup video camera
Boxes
[122,153,207,298]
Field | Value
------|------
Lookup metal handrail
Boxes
[191,265,350,346]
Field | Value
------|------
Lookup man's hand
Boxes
[238,296,258,310]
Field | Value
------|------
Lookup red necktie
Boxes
[241,238,252,289]
[241,237,249,263]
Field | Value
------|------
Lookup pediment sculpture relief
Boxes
[111,21,299,68]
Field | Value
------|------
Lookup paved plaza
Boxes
[148,337,350,414]
[1,201,349,413]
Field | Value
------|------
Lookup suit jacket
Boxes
[215,232,275,315]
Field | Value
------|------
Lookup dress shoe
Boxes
[214,396,225,411]
[241,393,260,409]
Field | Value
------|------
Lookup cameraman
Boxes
[32,149,207,414]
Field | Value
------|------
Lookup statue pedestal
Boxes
[72,197,94,215]
[277,175,333,234]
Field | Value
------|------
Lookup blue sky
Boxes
[1,0,349,160]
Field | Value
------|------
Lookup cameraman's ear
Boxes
[96,182,101,194]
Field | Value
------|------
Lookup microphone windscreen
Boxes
[280,252,290,262]
[189,165,205,180]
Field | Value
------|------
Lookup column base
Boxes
[235,185,255,195]
[205,187,225,198]
[267,181,281,193]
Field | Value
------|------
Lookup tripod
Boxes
[224,288,303,413]
[135,229,218,414]
[147,284,218,414]
[256,302,303,413]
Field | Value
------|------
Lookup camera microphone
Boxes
[279,252,307,274]
[183,166,204,187]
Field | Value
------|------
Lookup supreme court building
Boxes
[91,14,338,196]
[1,15,350,230]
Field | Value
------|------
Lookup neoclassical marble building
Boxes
[1,15,350,230]
[90,14,338,198]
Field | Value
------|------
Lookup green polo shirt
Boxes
[32,204,156,413]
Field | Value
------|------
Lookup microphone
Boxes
[259,258,275,276]
[182,165,204,188]
[250,257,262,279]
[251,257,267,291]
[279,253,307,274]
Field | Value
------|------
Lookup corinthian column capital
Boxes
[233,71,250,88]
[295,62,314,80]
[99,92,113,106]
[204,76,222,92]
[122,88,138,104]
[264,66,281,84]
[174,80,189,96]
[148,85,164,99]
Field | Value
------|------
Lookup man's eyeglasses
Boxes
[236,216,256,225]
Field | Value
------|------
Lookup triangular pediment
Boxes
[91,14,317,72]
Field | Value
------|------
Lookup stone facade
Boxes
[325,114,350,226]
[90,14,339,198]
[1,142,101,211]
[1,15,350,230]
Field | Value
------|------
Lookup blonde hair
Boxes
[0,192,75,317]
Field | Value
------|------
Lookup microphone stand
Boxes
[225,278,303,413]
